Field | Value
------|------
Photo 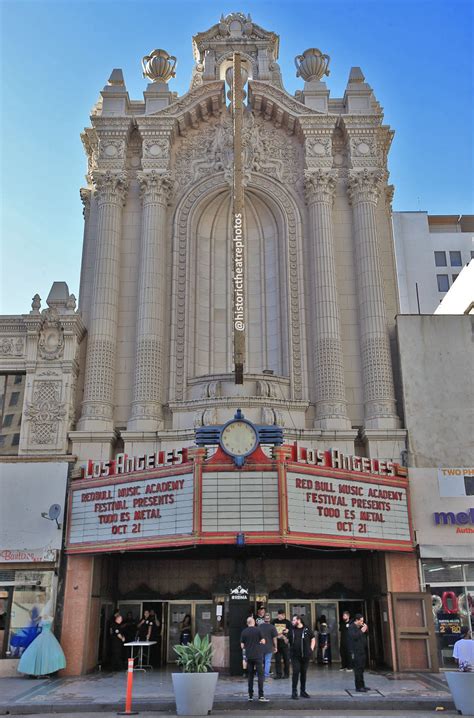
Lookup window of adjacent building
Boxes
[437,274,449,292]
[449,250,462,266]
[434,251,447,267]
[452,274,459,282]
[0,374,25,456]
[470,250,474,260]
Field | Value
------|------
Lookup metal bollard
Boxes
[117,657,138,715]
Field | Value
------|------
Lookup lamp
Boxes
[236,532,245,547]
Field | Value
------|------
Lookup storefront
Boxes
[410,466,474,668]
[61,430,429,675]
[0,462,68,674]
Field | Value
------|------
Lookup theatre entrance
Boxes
[116,599,213,664]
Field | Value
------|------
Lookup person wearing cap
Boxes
[453,626,474,671]
[272,608,292,679]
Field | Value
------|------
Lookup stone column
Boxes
[128,171,172,431]
[78,171,128,430]
[304,169,351,429]
[347,169,399,429]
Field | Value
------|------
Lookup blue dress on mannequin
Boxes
[18,619,66,676]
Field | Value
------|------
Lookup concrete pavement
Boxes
[0,665,454,715]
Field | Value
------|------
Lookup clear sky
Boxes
[0,0,472,314]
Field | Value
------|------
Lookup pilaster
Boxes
[128,170,173,431]
[347,169,400,429]
[304,169,351,430]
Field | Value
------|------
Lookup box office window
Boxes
[0,374,25,456]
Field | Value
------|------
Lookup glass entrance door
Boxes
[289,602,313,627]
[167,602,192,662]
[195,602,213,638]
[315,601,340,662]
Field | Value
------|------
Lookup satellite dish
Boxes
[48,504,61,520]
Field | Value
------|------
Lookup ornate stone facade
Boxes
[63,13,405,461]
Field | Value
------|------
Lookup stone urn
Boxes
[295,48,330,82]
[142,49,177,83]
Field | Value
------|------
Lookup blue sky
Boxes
[0,0,472,314]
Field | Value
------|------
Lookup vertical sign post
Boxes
[232,52,245,384]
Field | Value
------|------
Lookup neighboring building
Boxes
[397,314,474,668]
[2,13,437,675]
[434,261,474,315]
[393,212,474,314]
[0,283,84,674]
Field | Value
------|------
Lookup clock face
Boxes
[220,421,258,457]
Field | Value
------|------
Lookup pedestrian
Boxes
[240,616,269,702]
[289,614,315,699]
[316,614,331,664]
[122,611,137,643]
[347,613,371,692]
[255,604,266,625]
[110,614,126,671]
[272,608,291,679]
[179,614,193,645]
[137,609,152,641]
[148,609,162,667]
[339,610,352,671]
[259,612,278,677]
[453,626,474,670]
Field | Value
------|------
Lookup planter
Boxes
[172,671,219,716]
[445,671,474,715]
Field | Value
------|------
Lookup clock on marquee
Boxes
[195,408,284,467]
[220,415,259,463]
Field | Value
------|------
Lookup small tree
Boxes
[173,634,213,673]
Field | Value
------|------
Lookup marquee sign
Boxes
[67,442,413,554]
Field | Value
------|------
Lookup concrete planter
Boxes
[445,671,474,715]
[172,671,219,716]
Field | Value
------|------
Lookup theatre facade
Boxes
[0,13,440,674]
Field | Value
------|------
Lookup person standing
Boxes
[259,613,278,678]
[289,614,315,699]
[347,613,371,692]
[272,608,291,679]
[339,610,352,671]
[179,614,193,645]
[148,609,161,667]
[316,614,331,664]
[240,616,269,702]
[255,605,266,625]
[110,614,126,671]
[453,626,474,670]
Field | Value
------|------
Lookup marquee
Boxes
[66,445,412,554]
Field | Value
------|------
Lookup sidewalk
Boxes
[0,666,454,715]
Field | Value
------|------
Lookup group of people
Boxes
[109,608,162,670]
[240,607,371,702]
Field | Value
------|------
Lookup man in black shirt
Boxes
[347,613,370,692]
[272,608,291,679]
[289,614,315,699]
[110,614,126,670]
[339,610,352,671]
[240,616,269,702]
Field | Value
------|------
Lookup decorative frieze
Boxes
[23,380,66,445]
[0,337,24,357]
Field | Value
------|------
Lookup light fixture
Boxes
[236,532,245,547]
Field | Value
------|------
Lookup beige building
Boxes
[1,14,435,675]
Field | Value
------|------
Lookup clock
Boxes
[220,418,259,465]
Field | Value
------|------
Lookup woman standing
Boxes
[316,615,332,665]
[179,614,193,645]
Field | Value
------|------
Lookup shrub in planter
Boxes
[172,635,219,716]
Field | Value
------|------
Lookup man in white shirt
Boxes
[453,627,474,670]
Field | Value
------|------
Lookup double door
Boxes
[166,601,213,662]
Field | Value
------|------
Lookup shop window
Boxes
[449,251,462,267]
[465,475,474,496]
[434,251,447,267]
[5,571,54,658]
[0,374,25,457]
[423,561,463,582]
[437,274,449,292]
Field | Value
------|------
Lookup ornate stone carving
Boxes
[304,169,338,205]
[31,294,41,313]
[92,170,128,205]
[143,138,170,159]
[173,111,302,194]
[203,407,218,425]
[130,337,162,417]
[38,310,64,360]
[137,170,173,206]
[295,48,330,82]
[0,337,24,356]
[142,49,177,83]
[99,138,126,160]
[347,169,386,205]
[80,188,91,219]
[256,380,277,398]
[24,381,65,445]
[81,338,115,416]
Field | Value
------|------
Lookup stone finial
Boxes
[107,69,125,86]
[348,67,365,84]
[31,294,41,313]
[142,49,177,83]
[295,48,330,82]
[66,294,77,311]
